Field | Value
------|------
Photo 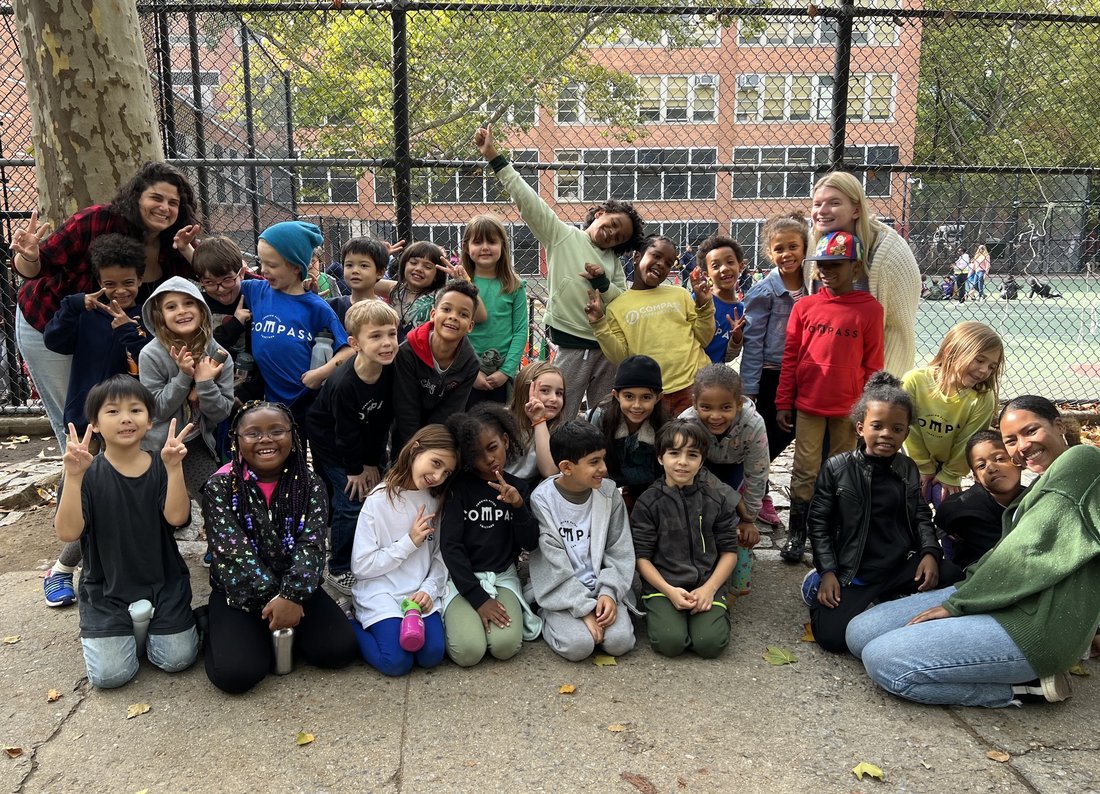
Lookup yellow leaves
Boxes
[46,689,62,703]
[4,747,23,758]
[125,703,150,720]
[607,723,628,732]
[0,435,29,449]
[296,731,315,746]
[558,684,577,695]
[800,623,815,642]
[3,636,21,645]
[763,646,797,665]
[851,761,885,781]
[1069,663,1090,677]
[986,750,1011,763]
[593,654,617,667]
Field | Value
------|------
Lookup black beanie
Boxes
[613,355,663,392]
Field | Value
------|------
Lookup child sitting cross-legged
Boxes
[632,419,741,659]
[528,420,637,662]
[54,376,198,688]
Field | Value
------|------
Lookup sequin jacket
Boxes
[203,466,328,612]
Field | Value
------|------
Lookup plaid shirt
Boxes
[17,205,195,332]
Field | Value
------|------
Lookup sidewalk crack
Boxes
[15,676,90,793]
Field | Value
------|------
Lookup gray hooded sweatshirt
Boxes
[139,276,234,454]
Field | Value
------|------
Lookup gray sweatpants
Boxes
[554,346,615,420]
[540,604,635,662]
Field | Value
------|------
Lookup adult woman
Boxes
[810,172,921,377]
[846,395,1100,707]
[11,162,201,448]
[970,244,991,300]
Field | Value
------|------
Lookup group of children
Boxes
[50,124,1020,693]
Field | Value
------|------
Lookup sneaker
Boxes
[1012,672,1072,703]
[202,551,212,568]
[800,569,821,607]
[758,495,782,527]
[327,570,356,596]
[43,569,76,607]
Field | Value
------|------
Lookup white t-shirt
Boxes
[548,489,597,595]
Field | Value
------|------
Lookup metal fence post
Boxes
[241,19,261,244]
[391,0,414,244]
[284,71,298,217]
[829,0,854,170]
[155,1,177,157]
[187,10,210,217]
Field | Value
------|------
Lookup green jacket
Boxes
[943,444,1100,676]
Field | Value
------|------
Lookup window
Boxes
[481,100,538,127]
[735,73,894,123]
[650,221,719,250]
[730,220,765,269]
[636,75,718,123]
[300,167,360,204]
[739,2,899,47]
[556,84,583,124]
[732,145,898,199]
[170,70,220,108]
[847,74,895,121]
[555,148,717,202]
[373,151,536,205]
[411,223,541,276]
[607,15,721,48]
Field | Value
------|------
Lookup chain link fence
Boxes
[1,1,1098,410]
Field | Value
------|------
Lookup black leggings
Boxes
[204,588,358,694]
[756,368,796,462]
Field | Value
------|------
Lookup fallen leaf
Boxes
[620,771,659,794]
[558,684,577,695]
[1069,663,1091,677]
[608,723,628,732]
[47,689,62,703]
[125,703,150,720]
[800,622,815,642]
[593,654,617,667]
[852,761,885,781]
[3,747,22,758]
[3,636,21,644]
[295,731,315,746]
[986,750,1011,763]
[677,777,688,788]
[763,646,797,665]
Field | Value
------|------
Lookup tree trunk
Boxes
[12,0,162,227]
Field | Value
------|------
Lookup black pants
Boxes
[756,368,796,462]
[204,588,358,694]
[811,556,965,654]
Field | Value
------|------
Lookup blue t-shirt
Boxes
[704,294,745,363]
[239,280,348,405]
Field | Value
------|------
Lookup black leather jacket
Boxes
[807,448,942,585]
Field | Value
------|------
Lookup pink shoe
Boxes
[757,495,782,527]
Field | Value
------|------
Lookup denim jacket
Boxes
[739,269,796,396]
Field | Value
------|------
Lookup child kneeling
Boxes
[529,420,636,661]
[55,376,198,688]
[632,419,740,658]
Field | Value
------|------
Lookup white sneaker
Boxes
[327,570,356,596]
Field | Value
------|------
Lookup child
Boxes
[55,376,198,688]
[800,372,964,653]
[307,301,400,596]
[775,231,884,562]
[326,236,391,327]
[528,420,636,661]
[351,424,457,676]
[140,277,235,497]
[238,221,353,430]
[392,280,481,452]
[387,240,448,342]
[476,124,643,419]
[202,402,358,694]
[902,321,1003,507]
[440,404,542,667]
[631,420,740,659]
[740,212,809,525]
[696,234,746,365]
[935,430,1023,569]
[586,234,714,416]
[587,355,670,511]
[462,214,529,405]
[506,361,568,485]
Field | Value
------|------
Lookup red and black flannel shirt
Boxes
[17,205,195,332]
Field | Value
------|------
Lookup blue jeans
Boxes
[351,613,445,676]
[846,587,1037,708]
[15,308,70,449]
[318,464,365,575]
[81,627,199,689]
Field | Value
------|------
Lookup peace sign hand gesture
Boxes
[83,289,108,312]
[487,469,523,508]
[12,209,50,263]
[62,423,95,478]
[172,224,202,251]
[436,257,471,282]
[169,345,196,378]
[160,418,194,469]
[583,288,605,325]
[104,299,139,330]
[524,381,547,423]
[726,312,747,345]
[409,504,436,547]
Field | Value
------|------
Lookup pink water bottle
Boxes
[399,598,425,652]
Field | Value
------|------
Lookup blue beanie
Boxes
[258,221,324,279]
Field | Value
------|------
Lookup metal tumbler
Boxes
[272,627,295,675]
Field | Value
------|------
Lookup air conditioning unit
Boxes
[737,74,762,89]
[694,75,718,87]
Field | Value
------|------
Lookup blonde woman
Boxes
[970,244,991,300]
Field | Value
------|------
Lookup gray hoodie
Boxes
[139,276,234,454]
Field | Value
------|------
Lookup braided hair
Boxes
[229,401,313,555]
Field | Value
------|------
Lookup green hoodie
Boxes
[943,444,1100,676]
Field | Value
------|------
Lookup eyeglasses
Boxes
[238,427,291,442]
[199,274,240,290]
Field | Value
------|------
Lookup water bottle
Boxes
[398,598,425,652]
[731,547,753,596]
[272,628,295,675]
[128,599,154,656]
[309,330,335,371]
[233,351,255,390]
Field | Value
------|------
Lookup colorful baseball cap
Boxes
[806,230,865,262]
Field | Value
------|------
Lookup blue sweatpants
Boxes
[351,613,445,676]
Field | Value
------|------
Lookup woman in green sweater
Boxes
[846,395,1100,707]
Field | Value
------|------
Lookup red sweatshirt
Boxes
[774,289,884,417]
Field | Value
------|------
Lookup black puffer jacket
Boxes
[631,469,740,594]
[807,448,941,585]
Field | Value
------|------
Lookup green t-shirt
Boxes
[468,275,529,379]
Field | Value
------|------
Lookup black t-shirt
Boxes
[76,454,195,638]
[306,361,395,474]
[857,455,911,583]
